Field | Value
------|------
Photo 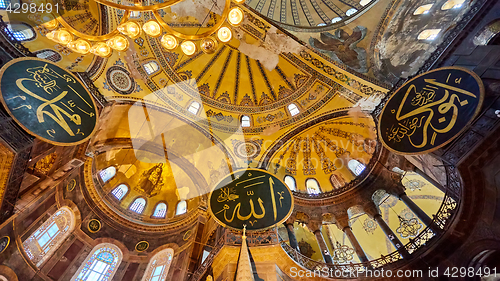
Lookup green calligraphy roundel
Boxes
[0,58,98,146]
[208,169,294,231]
[378,67,484,155]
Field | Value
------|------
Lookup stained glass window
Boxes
[111,184,128,200]
[284,175,296,191]
[348,159,365,176]
[141,248,173,281]
[99,166,116,183]
[306,179,321,194]
[241,115,251,127]
[22,207,75,267]
[187,101,200,115]
[287,104,300,116]
[130,198,146,214]
[71,244,123,281]
[153,203,167,218]
[346,8,358,16]
[6,23,35,41]
[176,201,187,215]
[143,61,160,75]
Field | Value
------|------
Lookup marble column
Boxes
[336,217,369,264]
[399,192,442,234]
[313,228,334,264]
[284,221,299,251]
[364,201,410,259]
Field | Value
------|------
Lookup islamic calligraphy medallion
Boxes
[0,58,98,146]
[378,67,484,154]
[208,169,294,231]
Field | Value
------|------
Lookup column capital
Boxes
[308,220,322,233]
[363,201,381,219]
[335,215,350,231]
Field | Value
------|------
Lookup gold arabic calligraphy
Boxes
[10,63,94,138]
[387,77,476,148]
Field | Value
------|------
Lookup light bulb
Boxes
[143,20,162,37]
[180,40,196,56]
[233,0,245,4]
[70,39,91,54]
[118,22,141,38]
[91,42,111,57]
[160,34,178,50]
[107,35,129,51]
[200,37,218,54]
[217,27,232,42]
[228,7,244,26]
[57,29,72,45]
[46,30,56,41]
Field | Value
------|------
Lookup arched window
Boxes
[176,200,187,215]
[34,49,62,62]
[241,115,251,127]
[330,174,346,189]
[141,248,174,281]
[331,17,342,23]
[317,23,326,27]
[187,101,201,115]
[153,203,167,218]
[348,159,365,176]
[130,198,146,214]
[284,175,296,191]
[6,23,35,41]
[418,29,441,40]
[414,4,433,15]
[71,243,123,281]
[346,8,358,16]
[111,184,128,200]
[143,61,160,75]
[359,0,370,6]
[441,0,464,10]
[0,0,20,9]
[306,179,321,194]
[99,166,116,183]
[287,104,300,116]
[22,207,75,267]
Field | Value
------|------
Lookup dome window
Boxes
[346,8,358,16]
[288,103,300,116]
[241,115,251,127]
[441,0,465,10]
[176,200,187,215]
[153,203,167,218]
[306,178,321,194]
[418,29,441,40]
[331,17,342,23]
[143,61,160,75]
[414,4,433,15]
[6,23,35,41]
[284,175,296,191]
[348,159,366,176]
[187,101,201,115]
[111,184,128,200]
[130,198,146,214]
[99,166,116,183]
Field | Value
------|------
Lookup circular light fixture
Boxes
[160,34,178,50]
[180,40,196,56]
[107,35,129,51]
[228,7,244,26]
[200,37,218,54]
[46,30,56,41]
[57,29,73,45]
[41,14,58,29]
[233,0,245,4]
[69,39,91,54]
[91,42,112,57]
[217,27,232,43]
[142,20,162,37]
[118,21,141,38]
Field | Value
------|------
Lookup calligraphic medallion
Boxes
[0,236,10,254]
[135,241,149,252]
[208,169,294,231]
[0,58,98,146]
[379,67,484,154]
[66,179,77,192]
[88,219,101,233]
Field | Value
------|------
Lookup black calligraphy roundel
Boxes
[378,67,484,155]
[208,169,294,231]
[0,58,98,146]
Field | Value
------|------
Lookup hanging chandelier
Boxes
[40,0,245,57]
